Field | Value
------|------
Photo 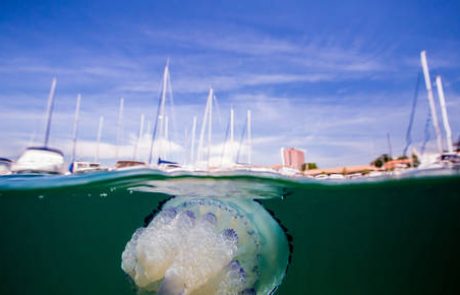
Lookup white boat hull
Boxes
[12,147,65,174]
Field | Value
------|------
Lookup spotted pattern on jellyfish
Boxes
[121,197,290,295]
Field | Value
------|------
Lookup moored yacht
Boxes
[147,61,181,169]
[12,78,65,174]
[439,153,460,168]
[114,160,147,170]
[69,161,107,174]
[157,158,180,170]
[0,158,13,175]
[415,51,459,170]
[12,146,65,174]
[111,98,148,171]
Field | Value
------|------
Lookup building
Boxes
[281,147,305,171]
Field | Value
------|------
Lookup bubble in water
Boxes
[121,197,290,294]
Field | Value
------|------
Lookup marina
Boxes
[2,52,459,179]
[1,1,459,294]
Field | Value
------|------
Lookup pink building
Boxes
[281,147,305,170]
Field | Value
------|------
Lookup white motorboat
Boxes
[328,173,345,180]
[314,174,328,180]
[67,95,107,174]
[114,160,147,170]
[12,147,65,174]
[0,158,13,175]
[69,161,107,174]
[12,78,65,174]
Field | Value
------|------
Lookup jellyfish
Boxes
[121,197,290,294]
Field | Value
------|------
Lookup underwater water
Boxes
[0,169,459,294]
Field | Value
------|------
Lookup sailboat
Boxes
[218,107,236,168]
[68,95,107,174]
[418,50,460,169]
[234,110,253,166]
[132,113,145,161]
[231,110,273,173]
[195,88,216,170]
[113,98,147,170]
[188,115,198,167]
[0,158,13,175]
[434,76,460,167]
[12,78,65,174]
[147,60,179,170]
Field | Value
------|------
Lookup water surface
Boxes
[0,170,458,294]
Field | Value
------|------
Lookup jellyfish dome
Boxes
[121,197,289,294]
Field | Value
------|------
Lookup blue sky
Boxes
[1,0,460,167]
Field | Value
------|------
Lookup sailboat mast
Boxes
[159,63,169,158]
[148,61,169,165]
[148,93,163,165]
[435,76,453,153]
[420,50,443,153]
[247,110,252,165]
[386,132,393,158]
[165,116,169,160]
[133,113,145,160]
[197,89,211,164]
[95,116,104,163]
[190,116,197,166]
[230,107,234,162]
[44,78,57,147]
[116,97,124,160]
[207,88,213,167]
[145,119,151,139]
[71,94,81,162]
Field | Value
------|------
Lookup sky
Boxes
[1,0,460,168]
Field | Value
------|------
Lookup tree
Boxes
[301,162,318,171]
[411,153,420,168]
[307,162,318,170]
[371,154,392,168]
[454,137,460,152]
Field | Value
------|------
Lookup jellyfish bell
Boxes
[121,197,290,294]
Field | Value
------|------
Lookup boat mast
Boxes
[247,110,252,165]
[71,94,81,162]
[207,88,213,167]
[190,116,197,166]
[44,78,57,147]
[133,113,145,160]
[158,64,169,160]
[230,107,234,163]
[420,50,443,154]
[116,97,124,160]
[165,116,169,160]
[145,119,151,140]
[386,132,393,159]
[144,119,150,162]
[197,88,211,165]
[148,60,169,165]
[435,76,454,153]
[95,116,104,163]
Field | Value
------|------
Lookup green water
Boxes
[0,171,459,294]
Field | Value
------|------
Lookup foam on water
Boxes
[121,197,290,294]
